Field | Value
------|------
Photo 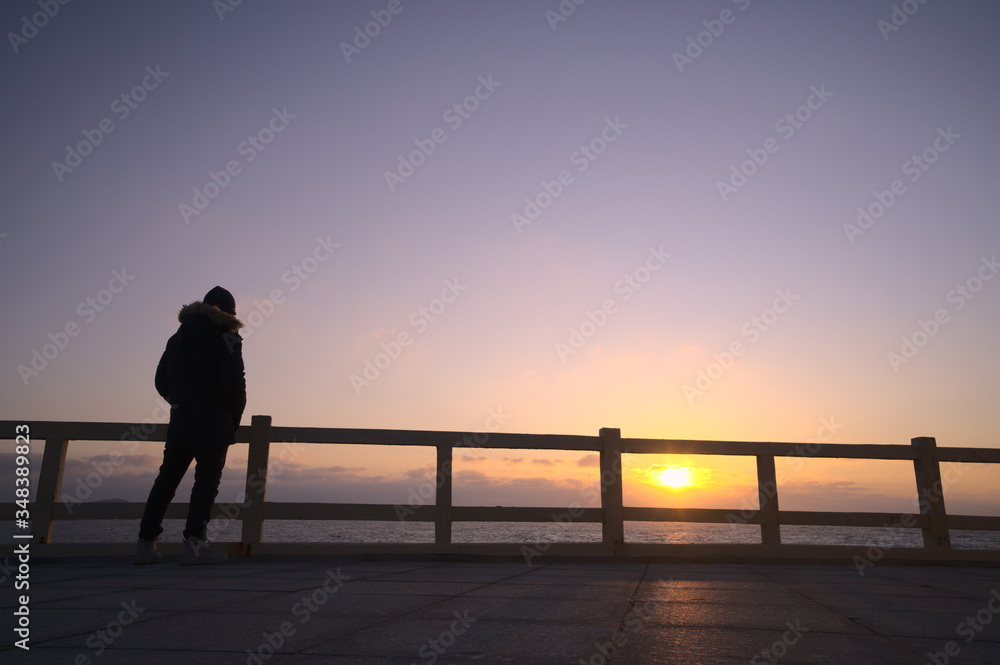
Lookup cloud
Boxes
[532,458,562,467]
[354,327,409,353]
[503,457,524,464]
[454,469,492,486]
[506,477,570,489]
[461,455,487,462]
[783,479,868,493]
[828,480,865,491]
[286,465,382,482]
[69,453,160,470]
[403,465,435,479]
[577,454,599,467]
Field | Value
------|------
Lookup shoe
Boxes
[178,536,227,565]
[133,538,162,565]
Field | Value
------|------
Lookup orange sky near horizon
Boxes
[19,432,997,520]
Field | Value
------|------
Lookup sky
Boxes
[2,0,999,519]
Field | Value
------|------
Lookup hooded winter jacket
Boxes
[155,301,246,449]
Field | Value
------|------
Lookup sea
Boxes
[5,520,1000,550]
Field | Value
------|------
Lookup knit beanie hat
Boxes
[204,286,236,315]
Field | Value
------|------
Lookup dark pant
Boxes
[139,445,229,541]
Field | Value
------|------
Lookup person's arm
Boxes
[154,343,170,400]
[219,332,247,430]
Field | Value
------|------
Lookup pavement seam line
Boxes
[746,564,930,661]
[601,562,648,665]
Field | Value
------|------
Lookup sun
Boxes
[653,465,695,489]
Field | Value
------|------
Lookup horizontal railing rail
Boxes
[2,417,998,562]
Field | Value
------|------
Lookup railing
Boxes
[3,417,1000,562]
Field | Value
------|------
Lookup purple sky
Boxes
[2,0,999,513]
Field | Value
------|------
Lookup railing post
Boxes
[32,433,69,544]
[756,454,781,546]
[599,428,624,553]
[912,436,951,549]
[241,415,271,552]
[435,444,453,547]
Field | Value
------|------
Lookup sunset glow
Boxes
[652,466,696,490]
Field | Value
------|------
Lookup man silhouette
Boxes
[134,286,246,565]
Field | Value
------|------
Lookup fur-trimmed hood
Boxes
[177,301,244,333]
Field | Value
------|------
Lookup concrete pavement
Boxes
[4,555,1000,664]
